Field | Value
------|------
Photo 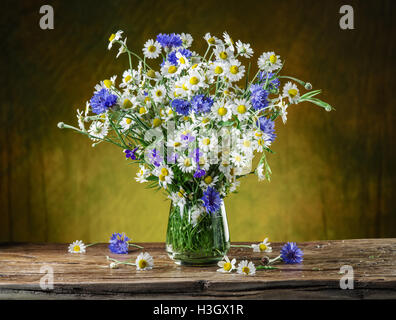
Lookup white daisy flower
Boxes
[229,179,241,193]
[203,33,221,46]
[135,165,150,183]
[190,205,204,226]
[177,155,196,173]
[116,37,128,58]
[217,256,236,273]
[236,40,254,58]
[120,116,134,132]
[161,61,181,79]
[168,188,187,207]
[88,120,109,141]
[151,84,167,103]
[222,31,235,52]
[119,69,134,88]
[237,260,256,276]
[198,133,217,153]
[214,45,234,62]
[282,81,300,104]
[76,109,86,131]
[200,175,219,189]
[155,165,174,189]
[225,59,245,82]
[230,151,248,168]
[135,252,154,271]
[180,33,193,48]
[186,70,207,92]
[108,30,123,50]
[213,100,233,122]
[258,51,282,72]
[209,61,227,78]
[176,51,191,70]
[232,98,251,121]
[95,75,117,92]
[251,238,272,253]
[142,39,161,59]
[68,240,86,254]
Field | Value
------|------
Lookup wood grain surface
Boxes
[0,239,395,299]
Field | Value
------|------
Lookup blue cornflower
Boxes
[280,242,304,264]
[194,167,206,178]
[249,84,269,111]
[201,187,222,214]
[90,88,118,114]
[109,232,130,254]
[149,148,163,167]
[171,99,191,116]
[258,72,280,90]
[256,116,276,143]
[124,147,138,160]
[156,33,182,49]
[191,94,214,114]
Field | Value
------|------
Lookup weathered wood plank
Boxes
[0,239,395,299]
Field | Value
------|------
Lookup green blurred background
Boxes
[0,0,395,243]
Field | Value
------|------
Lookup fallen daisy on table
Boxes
[237,260,256,276]
[68,240,86,254]
[106,252,154,271]
[217,255,236,273]
[251,237,272,253]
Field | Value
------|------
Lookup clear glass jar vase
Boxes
[166,201,230,266]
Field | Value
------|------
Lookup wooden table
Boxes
[0,239,395,299]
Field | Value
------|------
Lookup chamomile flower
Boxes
[119,69,134,88]
[198,133,217,152]
[237,260,256,276]
[135,252,154,270]
[251,238,272,253]
[232,98,251,121]
[135,164,150,183]
[235,40,254,58]
[217,256,236,273]
[214,45,234,62]
[177,155,196,173]
[223,31,235,52]
[169,188,187,207]
[161,61,180,79]
[68,240,86,254]
[142,39,161,59]
[88,120,109,141]
[213,100,233,122]
[200,175,219,188]
[186,70,207,92]
[258,51,282,72]
[180,33,193,48]
[203,33,221,46]
[209,61,227,78]
[226,59,245,82]
[108,30,123,50]
[120,116,134,132]
[282,82,300,104]
[176,51,191,70]
[116,37,128,58]
[155,165,174,189]
[151,85,167,103]
[230,151,248,168]
[76,109,86,131]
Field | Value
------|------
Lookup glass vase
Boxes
[165,201,230,266]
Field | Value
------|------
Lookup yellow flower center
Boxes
[204,176,213,185]
[237,105,246,114]
[148,45,156,53]
[223,262,232,271]
[269,54,277,64]
[208,37,215,44]
[214,66,223,74]
[230,65,239,74]
[103,79,112,88]
[184,158,191,167]
[153,118,162,127]
[219,51,228,60]
[202,118,209,124]
[189,76,199,85]
[168,66,177,74]
[218,107,227,116]
[125,118,132,125]
[138,259,147,269]
[161,167,169,176]
[159,174,166,182]
[174,142,181,147]
[124,75,132,83]
[235,155,241,162]
[259,243,267,251]
[182,84,188,91]
[288,88,298,97]
[155,90,162,97]
[202,138,210,145]
[73,245,80,252]
[146,69,156,78]
[258,139,265,146]
[192,64,198,69]
[255,131,262,137]
[144,97,151,103]
[139,107,146,114]
[243,140,251,147]
[123,99,132,108]
[179,57,186,64]
[242,266,250,274]
[109,34,116,42]
[177,189,185,197]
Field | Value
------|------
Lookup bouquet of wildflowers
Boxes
[58,31,331,265]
